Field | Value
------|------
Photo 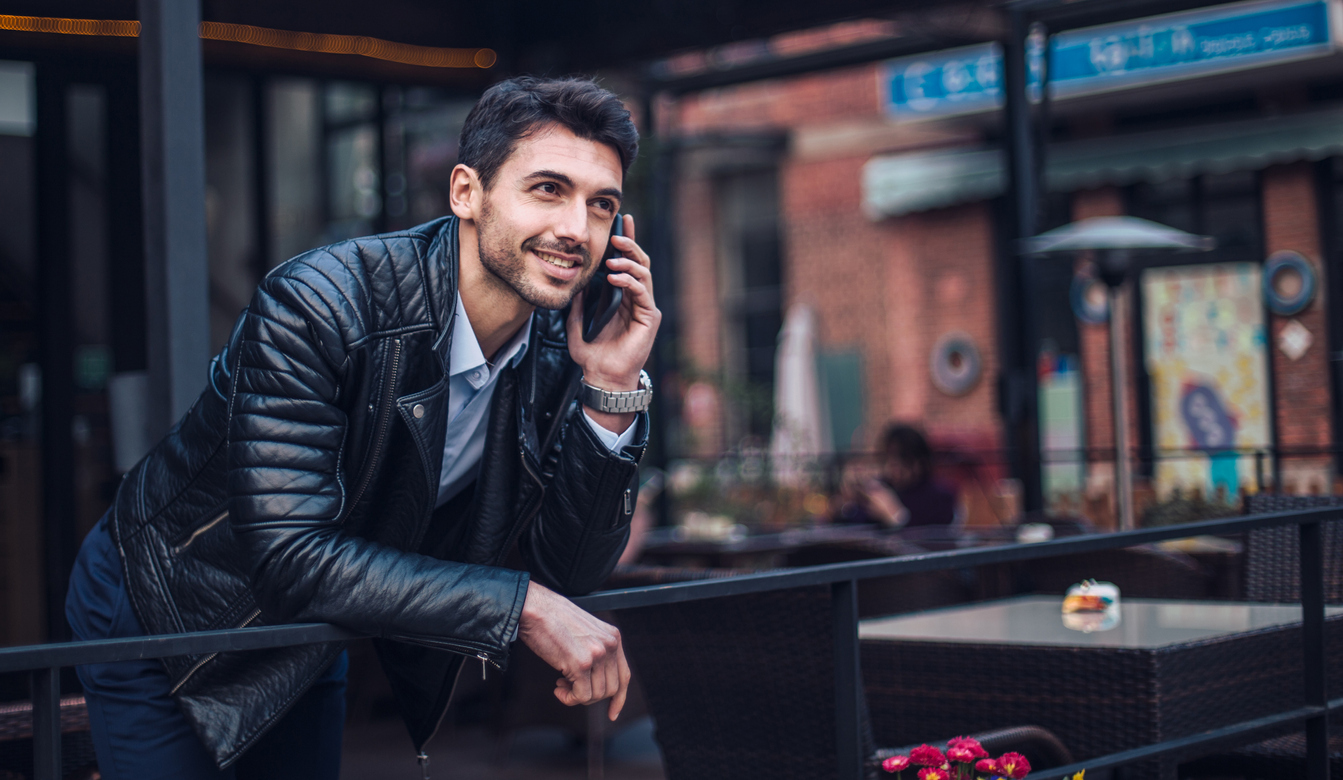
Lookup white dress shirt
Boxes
[436,294,638,508]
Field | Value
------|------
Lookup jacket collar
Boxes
[426,215,460,372]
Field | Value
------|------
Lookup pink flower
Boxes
[975,758,999,774]
[910,744,947,767]
[882,755,911,773]
[947,736,990,760]
[995,752,1032,779]
[947,746,976,763]
[917,768,949,780]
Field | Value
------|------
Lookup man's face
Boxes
[474,124,623,310]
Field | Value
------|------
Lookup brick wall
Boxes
[780,154,892,446]
[670,61,1007,457]
[1262,162,1333,492]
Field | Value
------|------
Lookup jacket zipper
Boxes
[170,608,262,695]
[414,453,545,753]
[346,337,402,515]
[172,509,229,554]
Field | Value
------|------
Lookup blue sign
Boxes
[881,0,1335,119]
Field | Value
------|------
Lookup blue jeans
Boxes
[66,516,347,780]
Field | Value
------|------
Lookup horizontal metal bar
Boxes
[1029,697,1343,779]
[575,507,1343,611]
[1,507,1338,676]
[0,622,362,675]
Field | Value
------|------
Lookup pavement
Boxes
[340,715,666,780]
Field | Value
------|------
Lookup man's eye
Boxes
[537,182,558,194]
[594,198,614,212]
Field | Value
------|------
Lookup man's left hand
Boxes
[566,214,661,433]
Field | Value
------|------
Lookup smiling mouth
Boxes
[535,250,580,270]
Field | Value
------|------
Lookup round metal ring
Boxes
[930,332,982,397]
[1262,250,1316,316]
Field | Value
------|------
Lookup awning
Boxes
[863,107,1343,219]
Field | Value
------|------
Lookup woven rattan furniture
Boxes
[1242,493,1343,603]
[1178,493,1343,778]
[613,574,1072,780]
[861,596,1343,780]
[0,695,97,780]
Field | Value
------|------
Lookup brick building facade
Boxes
[659,7,1343,524]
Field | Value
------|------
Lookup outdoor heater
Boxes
[1024,216,1214,531]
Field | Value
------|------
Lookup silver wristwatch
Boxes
[580,370,653,413]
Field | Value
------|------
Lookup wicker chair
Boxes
[1241,493,1343,603]
[1181,493,1343,778]
[0,696,98,780]
[610,568,1072,780]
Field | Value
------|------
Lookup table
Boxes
[860,597,1343,779]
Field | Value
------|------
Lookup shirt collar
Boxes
[449,293,532,379]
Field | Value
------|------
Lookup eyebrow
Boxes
[524,169,623,203]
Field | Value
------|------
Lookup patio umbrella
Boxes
[770,303,831,487]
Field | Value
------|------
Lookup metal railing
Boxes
[1,507,1337,780]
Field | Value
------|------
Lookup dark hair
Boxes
[458,76,638,189]
[880,424,932,481]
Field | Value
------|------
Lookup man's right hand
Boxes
[518,580,631,721]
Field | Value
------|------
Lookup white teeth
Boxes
[539,253,576,269]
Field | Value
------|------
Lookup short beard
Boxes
[476,200,593,310]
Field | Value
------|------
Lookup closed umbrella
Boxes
[770,303,831,486]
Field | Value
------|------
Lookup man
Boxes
[66,76,658,779]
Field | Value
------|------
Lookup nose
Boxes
[552,198,590,248]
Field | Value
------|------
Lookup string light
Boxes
[0,15,495,69]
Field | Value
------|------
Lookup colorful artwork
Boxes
[1142,263,1271,500]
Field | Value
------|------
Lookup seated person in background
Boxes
[838,424,960,529]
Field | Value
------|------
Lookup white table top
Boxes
[859,596,1343,649]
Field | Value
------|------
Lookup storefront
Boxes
[669,0,1343,525]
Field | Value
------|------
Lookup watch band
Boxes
[580,370,653,413]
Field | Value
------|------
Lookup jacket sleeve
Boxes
[226,263,527,662]
[519,404,647,596]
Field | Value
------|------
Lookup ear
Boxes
[448,164,483,221]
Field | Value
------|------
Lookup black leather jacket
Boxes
[108,216,645,768]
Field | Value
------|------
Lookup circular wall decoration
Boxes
[930,332,982,397]
[1262,250,1317,316]
[1070,270,1109,324]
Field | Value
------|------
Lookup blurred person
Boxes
[838,424,960,529]
[65,77,659,780]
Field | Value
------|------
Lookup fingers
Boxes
[608,640,631,721]
[602,641,621,713]
[606,251,653,297]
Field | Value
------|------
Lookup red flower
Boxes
[975,758,999,774]
[910,744,947,767]
[917,768,949,780]
[882,756,911,773]
[947,736,990,760]
[995,752,1031,779]
[947,746,976,763]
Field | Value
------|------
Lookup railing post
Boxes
[832,579,862,780]
[1300,520,1328,780]
[30,666,60,780]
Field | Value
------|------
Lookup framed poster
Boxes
[1141,263,1272,500]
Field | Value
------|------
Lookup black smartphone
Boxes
[582,214,626,342]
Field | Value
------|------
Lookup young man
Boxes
[66,76,658,779]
